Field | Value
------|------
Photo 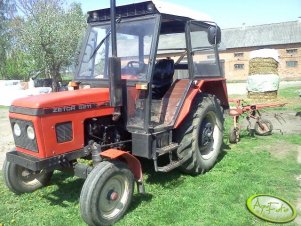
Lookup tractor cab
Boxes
[76,1,227,160]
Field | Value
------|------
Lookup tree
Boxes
[16,0,86,91]
[2,15,36,80]
[0,0,16,79]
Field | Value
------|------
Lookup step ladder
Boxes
[153,142,191,173]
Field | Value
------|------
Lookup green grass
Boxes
[0,133,300,226]
[278,86,301,99]
[0,86,300,225]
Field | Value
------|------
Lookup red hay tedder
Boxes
[228,98,286,143]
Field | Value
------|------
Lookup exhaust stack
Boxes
[109,0,123,112]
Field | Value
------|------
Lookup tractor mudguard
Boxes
[174,79,228,128]
[100,149,144,193]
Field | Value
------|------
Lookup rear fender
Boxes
[174,79,229,128]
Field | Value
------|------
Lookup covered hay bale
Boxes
[246,74,280,99]
[247,74,280,92]
[247,49,280,99]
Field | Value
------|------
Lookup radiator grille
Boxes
[56,122,73,143]
[10,119,38,152]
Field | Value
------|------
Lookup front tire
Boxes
[175,94,224,175]
[2,158,53,194]
[80,161,134,226]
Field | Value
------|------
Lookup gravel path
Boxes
[0,108,14,169]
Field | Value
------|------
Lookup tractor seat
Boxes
[152,59,174,99]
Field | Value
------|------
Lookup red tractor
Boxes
[3,1,229,225]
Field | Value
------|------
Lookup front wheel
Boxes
[80,161,134,226]
[175,94,224,175]
[2,158,53,194]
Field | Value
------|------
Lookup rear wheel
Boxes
[255,119,273,135]
[2,158,53,194]
[175,94,224,175]
[80,161,134,226]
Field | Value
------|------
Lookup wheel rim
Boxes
[199,111,219,160]
[16,165,47,186]
[98,174,130,219]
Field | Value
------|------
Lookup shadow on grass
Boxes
[127,192,153,213]
[43,170,153,213]
[42,171,84,207]
[140,142,230,188]
[41,140,230,209]
[43,170,154,216]
[139,158,185,188]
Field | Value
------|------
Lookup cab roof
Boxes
[87,0,211,23]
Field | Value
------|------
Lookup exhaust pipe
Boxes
[109,0,123,119]
[110,0,117,57]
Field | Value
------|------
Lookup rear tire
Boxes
[80,161,134,226]
[255,119,273,135]
[2,158,53,194]
[175,94,224,175]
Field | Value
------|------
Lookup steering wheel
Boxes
[124,61,146,75]
[127,61,145,69]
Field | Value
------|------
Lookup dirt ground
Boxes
[240,111,301,134]
[0,108,14,168]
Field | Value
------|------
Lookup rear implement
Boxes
[228,98,286,143]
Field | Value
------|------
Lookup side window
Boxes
[188,21,222,77]
[157,32,189,79]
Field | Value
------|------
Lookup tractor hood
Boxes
[10,88,110,115]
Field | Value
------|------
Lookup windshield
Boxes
[76,17,156,81]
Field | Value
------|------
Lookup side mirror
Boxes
[208,25,221,45]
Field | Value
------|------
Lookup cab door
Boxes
[186,21,223,79]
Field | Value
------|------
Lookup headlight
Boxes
[26,126,35,140]
[13,123,21,137]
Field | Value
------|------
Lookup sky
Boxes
[66,0,301,29]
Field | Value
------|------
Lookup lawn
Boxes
[0,133,300,226]
[0,86,300,226]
